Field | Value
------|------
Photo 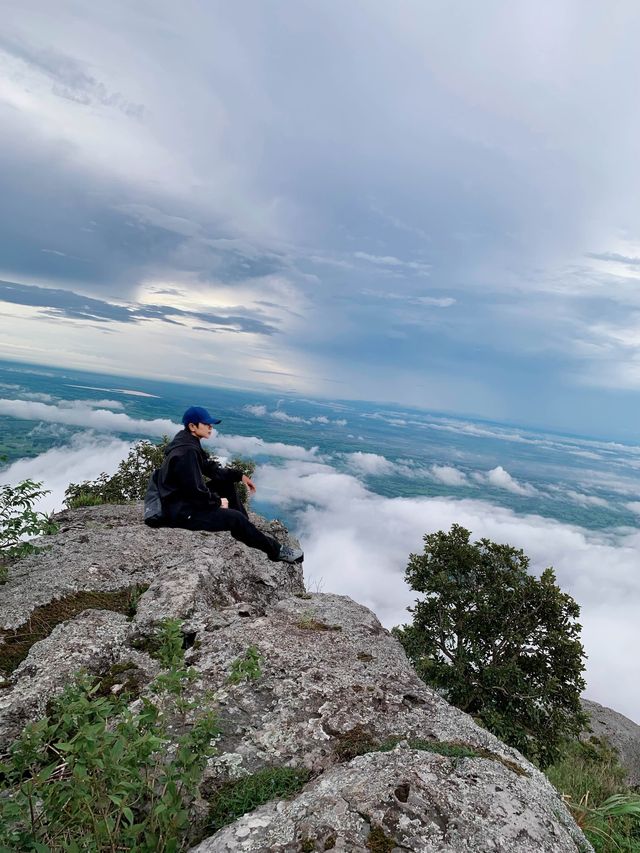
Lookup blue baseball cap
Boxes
[182,405,221,426]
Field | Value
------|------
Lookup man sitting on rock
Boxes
[157,406,303,564]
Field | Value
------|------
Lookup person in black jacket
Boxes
[157,406,303,563]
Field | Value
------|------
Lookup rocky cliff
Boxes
[581,699,640,789]
[0,504,592,852]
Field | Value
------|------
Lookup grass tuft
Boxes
[546,738,640,852]
[206,767,310,833]
[366,824,395,852]
[331,729,528,777]
[0,584,149,676]
[296,612,342,632]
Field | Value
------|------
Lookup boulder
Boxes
[582,698,640,788]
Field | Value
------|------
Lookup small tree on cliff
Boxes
[393,524,586,767]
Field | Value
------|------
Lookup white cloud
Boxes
[271,410,307,424]
[244,404,267,416]
[563,490,609,509]
[67,398,125,410]
[19,391,56,403]
[483,465,538,497]
[345,451,394,476]
[0,398,177,436]
[353,251,431,276]
[27,422,70,439]
[415,296,455,307]
[431,465,468,486]
[626,501,640,515]
[243,403,347,427]
[0,433,133,513]
[212,434,319,462]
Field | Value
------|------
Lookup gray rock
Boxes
[0,505,591,852]
[191,747,586,852]
[582,699,640,788]
[192,593,530,776]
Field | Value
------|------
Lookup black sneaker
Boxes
[275,543,304,563]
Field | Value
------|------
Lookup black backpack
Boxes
[143,469,164,527]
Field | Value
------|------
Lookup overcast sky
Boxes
[2,1,640,435]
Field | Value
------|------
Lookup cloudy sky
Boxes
[2,1,640,435]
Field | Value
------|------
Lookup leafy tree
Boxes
[393,524,587,767]
[64,438,170,507]
[0,480,58,582]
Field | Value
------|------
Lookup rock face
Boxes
[192,748,581,853]
[0,504,591,852]
[582,699,640,788]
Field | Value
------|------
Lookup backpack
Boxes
[143,469,164,527]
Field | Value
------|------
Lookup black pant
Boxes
[214,480,249,517]
[166,483,280,560]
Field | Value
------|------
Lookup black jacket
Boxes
[157,429,242,519]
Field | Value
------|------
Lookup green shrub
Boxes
[394,524,587,767]
[149,619,198,712]
[547,738,627,806]
[66,493,108,509]
[366,824,395,853]
[569,793,640,852]
[0,479,58,582]
[0,620,218,852]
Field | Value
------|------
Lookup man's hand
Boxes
[242,474,257,493]
[220,498,229,509]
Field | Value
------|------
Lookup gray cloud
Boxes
[0,33,144,116]
[0,280,278,335]
[586,252,640,267]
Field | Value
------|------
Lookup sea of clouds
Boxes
[1,403,638,724]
